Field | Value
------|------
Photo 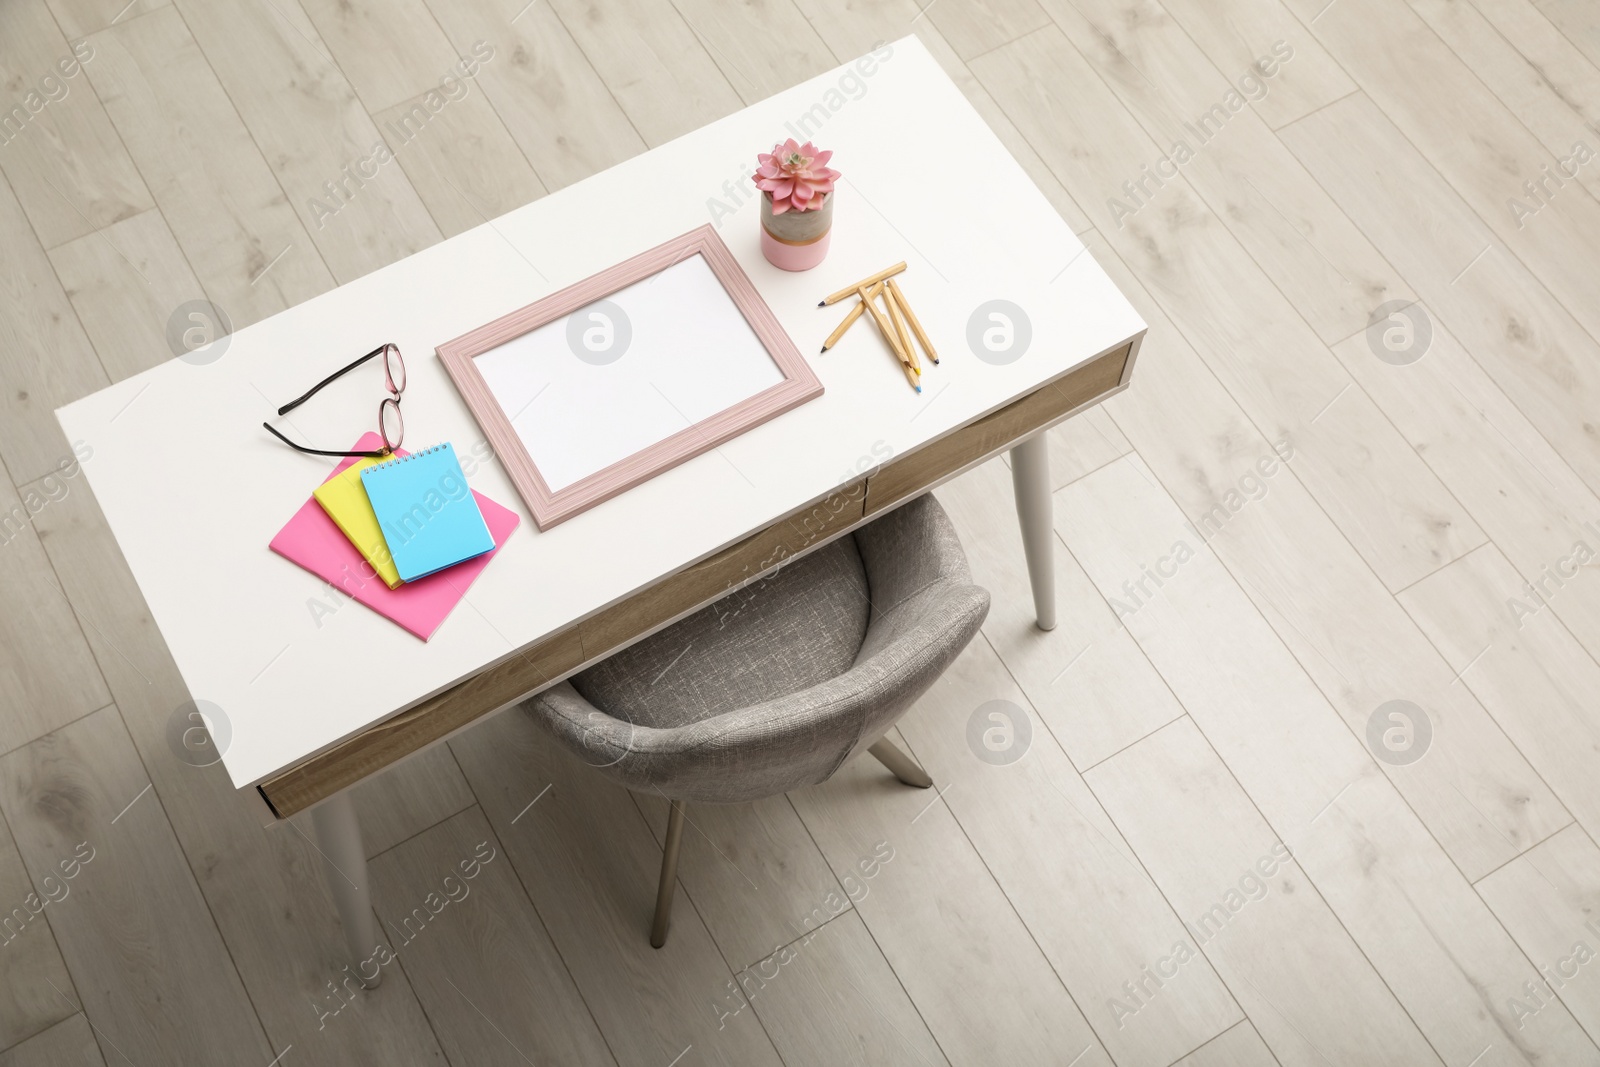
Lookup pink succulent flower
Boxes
[754,139,839,214]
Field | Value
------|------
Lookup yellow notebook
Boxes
[312,456,403,589]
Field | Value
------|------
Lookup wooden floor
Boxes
[3,0,1600,1063]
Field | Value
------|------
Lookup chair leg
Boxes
[651,799,686,949]
[868,737,933,788]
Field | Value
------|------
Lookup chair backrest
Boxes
[571,535,871,730]
[527,494,991,803]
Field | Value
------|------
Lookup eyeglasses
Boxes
[263,343,405,458]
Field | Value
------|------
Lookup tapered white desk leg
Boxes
[310,791,382,989]
[1010,432,1057,631]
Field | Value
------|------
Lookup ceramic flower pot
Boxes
[760,190,832,271]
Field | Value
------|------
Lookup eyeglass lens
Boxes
[379,397,404,451]
[383,344,406,395]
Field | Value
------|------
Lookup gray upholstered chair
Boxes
[524,492,989,946]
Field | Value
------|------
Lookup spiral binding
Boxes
[363,442,449,475]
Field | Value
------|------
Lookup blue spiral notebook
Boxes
[361,443,495,583]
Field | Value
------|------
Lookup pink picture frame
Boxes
[437,225,822,531]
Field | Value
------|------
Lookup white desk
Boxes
[57,36,1144,979]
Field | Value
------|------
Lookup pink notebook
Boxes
[269,434,520,640]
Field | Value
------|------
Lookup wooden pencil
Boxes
[887,277,939,365]
[883,283,920,373]
[820,262,907,306]
[858,285,921,393]
[820,281,880,352]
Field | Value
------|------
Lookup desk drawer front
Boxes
[863,341,1131,516]
[579,479,868,659]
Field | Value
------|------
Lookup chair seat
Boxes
[572,536,871,730]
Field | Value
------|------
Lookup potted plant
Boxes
[754,138,840,271]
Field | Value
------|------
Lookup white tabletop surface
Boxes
[57,37,1145,790]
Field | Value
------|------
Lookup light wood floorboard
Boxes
[1476,824,1600,1045]
[1171,1020,1279,1067]
[298,0,468,114]
[1279,91,1600,510]
[82,6,336,325]
[1328,319,1600,659]
[667,0,840,102]
[0,170,109,486]
[0,815,75,1050]
[170,0,441,284]
[0,1,152,249]
[47,208,203,383]
[1478,0,1600,131]
[372,87,548,240]
[1289,0,1600,350]
[1038,0,1414,345]
[0,707,274,1064]
[448,709,787,1067]
[940,456,1186,771]
[1155,0,1354,129]
[892,635,1241,1066]
[739,908,949,1066]
[1087,717,1441,1066]
[368,806,616,1065]
[1082,232,1564,879]
[924,0,1052,63]
[549,0,744,146]
[44,0,166,39]
[1406,0,1600,209]
[422,0,647,192]
[0,471,109,757]
[635,790,851,973]
[1057,455,1596,1064]
[789,5,1096,232]
[1535,0,1600,70]
[789,727,1118,1066]
[1398,545,1600,846]
[351,744,475,860]
[971,27,1482,594]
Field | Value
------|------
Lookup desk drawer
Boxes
[863,341,1131,516]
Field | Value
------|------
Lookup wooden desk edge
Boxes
[257,333,1142,818]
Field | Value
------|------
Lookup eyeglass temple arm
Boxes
[276,343,391,416]
[261,422,390,458]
